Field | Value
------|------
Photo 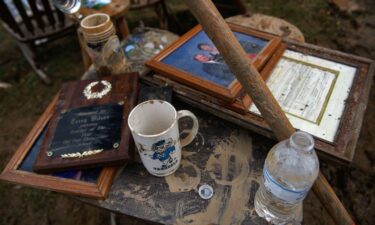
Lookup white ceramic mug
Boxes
[128,100,199,177]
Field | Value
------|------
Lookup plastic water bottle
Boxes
[254,131,319,224]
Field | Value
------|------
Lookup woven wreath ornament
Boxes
[83,80,112,100]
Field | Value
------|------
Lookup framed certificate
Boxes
[250,48,356,142]
[248,41,374,161]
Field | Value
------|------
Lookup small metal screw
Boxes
[118,101,125,105]
[198,184,214,200]
[113,143,119,148]
[47,151,53,157]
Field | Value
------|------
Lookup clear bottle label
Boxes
[263,166,309,203]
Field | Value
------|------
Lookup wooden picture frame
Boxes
[0,96,118,199]
[146,23,281,103]
[142,40,374,162]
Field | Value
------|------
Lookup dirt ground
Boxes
[0,0,374,225]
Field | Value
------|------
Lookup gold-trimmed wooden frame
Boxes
[0,95,118,199]
[146,23,281,103]
[248,41,374,162]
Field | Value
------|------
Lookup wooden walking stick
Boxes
[183,1,355,224]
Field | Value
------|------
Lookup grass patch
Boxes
[246,0,344,44]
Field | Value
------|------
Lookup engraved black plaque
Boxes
[48,103,123,157]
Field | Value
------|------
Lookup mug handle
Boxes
[177,110,199,147]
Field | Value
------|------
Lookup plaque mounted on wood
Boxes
[33,74,139,173]
[0,96,118,199]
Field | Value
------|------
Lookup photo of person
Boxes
[193,48,231,80]
[162,30,267,87]
[193,41,262,80]
[197,42,259,59]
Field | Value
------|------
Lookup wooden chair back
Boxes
[0,0,74,43]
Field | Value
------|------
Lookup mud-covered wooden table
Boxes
[78,29,274,224]
[78,101,274,225]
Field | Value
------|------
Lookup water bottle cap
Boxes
[198,184,214,200]
[289,131,314,152]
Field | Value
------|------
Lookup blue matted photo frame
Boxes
[146,23,281,103]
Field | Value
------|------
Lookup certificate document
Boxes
[265,57,338,124]
[249,50,356,142]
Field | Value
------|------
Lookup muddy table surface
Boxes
[79,102,275,225]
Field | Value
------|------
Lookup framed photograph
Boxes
[0,96,118,199]
[146,23,281,103]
